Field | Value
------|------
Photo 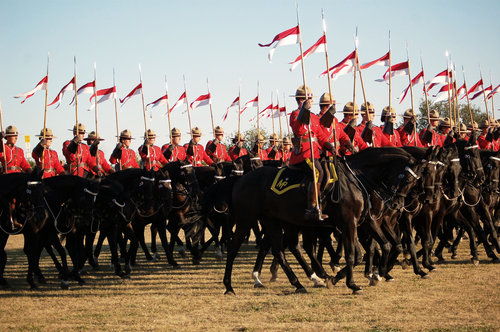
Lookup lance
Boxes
[165,76,173,144]
[451,62,460,129]
[73,56,81,176]
[355,31,370,143]
[462,67,475,126]
[276,90,283,143]
[112,68,121,170]
[0,97,7,174]
[283,91,291,137]
[490,72,495,120]
[445,51,453,123]
[41,53,50,171]
[183,75,196,160]
[237,81,241,143]
[406,43,417,146]
[420,54,431,125]
[322,10,337,152]
[207,78,216,138]
[139,64,150,168]
[388,31,392,120]
[270,91,276,137]
[352,28,359,125]
[92,62,100,173]
[479,65,491,122]
[256,81,260,150]
[296,0,321,218]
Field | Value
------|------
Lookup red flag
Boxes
[90,86,117,104]
[289,35,326,71]
[120,83,142,105]
[466,79,483,96]
[70,80,95,105]
[360,52,390,70]
[240,96,259,114]
[222,96,239,122]
[14,76,48,104]
[470,85,492,101]
[456,83,466,99]
[258,26,299,62]
[147,94,168,109]
[426,69,450,91]
[168,91,186,113]
[48,76,75,108]
[190,93,211,110]
[320,50,356,80]
[397,70,424,103]
[433,83,454,102]
[487,84,500,100]
[376,61,409,82]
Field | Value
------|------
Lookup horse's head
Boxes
[390,157,425,210]
[162,161,200,206]
[418,146,440,204]
[457,134,486,186]
[135,169,156,217]
[440,144,462,200]
[153,168,173,214]
[95,177,130,223]
[482,150,500,193]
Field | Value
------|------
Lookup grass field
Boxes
[0,231,499,331]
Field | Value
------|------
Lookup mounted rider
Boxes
[317,92,348,155]
[397,109,423,147]
[62,123,90,177]
[336,102,367,155]
[289,85,335,221]
[32,128,64,178]
[86,131,114,176]
[250,134,268,161]
[379,106,402,147]
[357,101,381,148]
[184,127,214,167]
[419,109,441,147]
[478,119,493,150]
[0,125,31,174]
[109,129,139,169]
[437,117,455,146]
[138,129,168,171]
[162,128,187,162]
[266,133,282,161]
[228,133,247,161]
[281,136,292,163]
[205,126,231,163]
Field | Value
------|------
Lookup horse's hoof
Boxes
[29,284,38,290]
[428,267,437,273]
[60,280,69,290]
[152,252,160,261]
[352,289,363,295]
[119,272,130,279]
[77,279,86,286]
[329,262,341,273]
[171,264,181,269]
[385,277,395,282]
[224,290,236,296]
[178,248,187,258]
[254,283,265,288]
[401,259,410,270]
[36,276,47,284]
[295,287,308,294]
[369,277,379,286]
[472,258,480,266]
[92,264,101,271]
[192,259,201,265]
[269,275,277,283]
[421,274,430,279]
[491,257,500,263]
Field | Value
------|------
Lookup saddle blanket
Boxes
[270,167,307,195]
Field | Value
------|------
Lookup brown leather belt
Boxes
[43,168,55,173]
[7,166,21,171]
[300,137,318,143]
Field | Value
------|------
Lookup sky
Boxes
[1,0,499,157]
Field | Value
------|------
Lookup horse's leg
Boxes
[252,237,271,288]
[156,220,179,268]
[134,221,153,261]
[93,228,107,265]
[108,223,126,278]
[460,206,498,261]
[301,229,330,284]
[84,229,97,269]
[321,231,341,273]
[44,243,62,273]
[124,222,138,267]
[340,221,362,294]
[150,223,158,256]
[49,231,70,289]
[401,214,428,278]
[23,232,38,289]
[476,201,500,256]
[0,233,9,288]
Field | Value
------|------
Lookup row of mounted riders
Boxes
[0,131,499,295]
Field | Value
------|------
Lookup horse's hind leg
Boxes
[252,237,271,287]
[156,221,179,268]
[49,231,70,289]
[223,216,251,295]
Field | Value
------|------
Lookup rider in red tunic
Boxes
[356,101,381,149]
[281,136,292,163]
[184,127,214,167]
[250,134,268,160]
[0,125,31,174]
[138,129,168,171]
[437,117,455,146]
[32,128,64,178]
[379,106,402,147]
[289,85,335,221]
[205,126,232,163]
[62,123,91,177]
[228,133,248,161]
[85,131,114,176]
[109,129,140,170]
[419,109,441,147]
[477,119,493,150]
[265,133,282,161]
[397,109,423,147]
[162,128,187,163]
[336,102,368,155]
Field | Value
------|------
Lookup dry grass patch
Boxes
[0,232,499,331]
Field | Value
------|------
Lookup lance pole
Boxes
[452,62,460,128]
[256,81,260,146]
[420,54,431,125]
[462,67,474,126]
[322,10,337,152]
[41,53,50,171]
[445,51,453,123]
[270,91,275,136]
[352,27,359,123]
[479,65,491,122]
[0,98,7,174]
[73,56,81,176]
[277,90,283,143]
[93,62,101,174]
[139,64,150,169]
[237,81,241,142]
[490,72,495,120]
[112,68,121,170]
[207,78,216,138]
[355,31,369,124]
[406,43,417,146]
[297,0,321,218]
[184,75,196,160]
[283,92,291,137]
[388,31,392,117]
[165,76,173,144]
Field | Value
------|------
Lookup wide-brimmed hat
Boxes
[283,136,292,145]
[319,92,335,105]
[479,119,490,129]
[382,106,396,116]
[191,127,202,137]
[429,109,440,121]
[342,102,359,114]
[36,127,56,139]
[171,128,181,138]
[143,129,156,139]
[5,125,18,137]
[466,121,479,131]
[232,133,246,143]
[403,109,416,118]
[361,102,375,113]
[294,85,313,98]
[119,129,134,139]
[214,126,224,135]
[439,117,453,128]
[269,133,280,143]
[85,131,104,141]
[70,123,86,134]
[256,134,266,143]
[458,123,468,134]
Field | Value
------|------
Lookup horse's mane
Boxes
[345,147,414,169]
[107,168,144,182]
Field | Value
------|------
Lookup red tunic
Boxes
[492,139,500,151]
[256,148,268,161]
[418,128,441,147]
[477,134,492,150]
[356,121,382,149]
[265,146,282,161]
[281,149,292,163]
[87,150,113,175]
[397,126,423,147]
[378,126,402,147]
[289,109,329,165]
[138,145,168,171]
[161,144,187,163]
[320,117,348,155]
[183,143,214,166]
[205,141,232,162]
[62,140,91,177]
[0,144,31,174]
[109,147,139,169]
[228,146,248,161]
[32,148,64,178]
[336,120,368,156]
